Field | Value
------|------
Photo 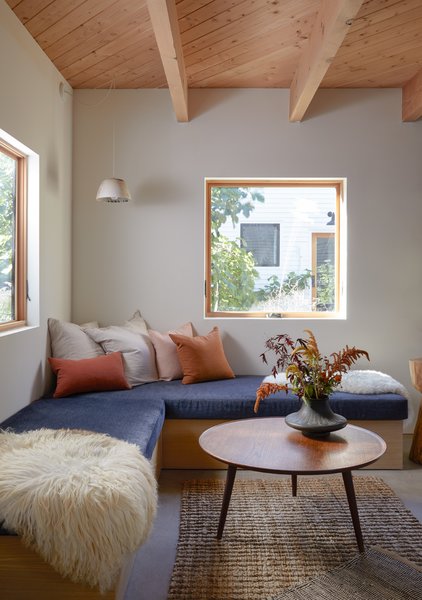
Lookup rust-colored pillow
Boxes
[169,327,235,384]
[48,352,131,398]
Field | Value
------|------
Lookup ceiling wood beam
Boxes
[402,69,422,122]
[289,0,364,122]
[146,0,188,122]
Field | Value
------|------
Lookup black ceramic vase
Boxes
[285,396,347,438]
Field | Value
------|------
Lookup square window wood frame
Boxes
[205,178,344,319]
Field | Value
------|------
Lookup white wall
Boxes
[72,88,422,430]
[0,2,72,420]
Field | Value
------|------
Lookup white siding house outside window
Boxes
[206,179,346,319]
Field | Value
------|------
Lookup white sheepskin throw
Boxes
[263,372,289,385]
[338,369,410,398]
[0,428,157,592]
[263,369,409,398]
[263,369,409,400]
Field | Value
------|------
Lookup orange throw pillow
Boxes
[48,352,131,398]
[169,327,235,384]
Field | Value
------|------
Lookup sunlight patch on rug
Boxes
[273,546,422,600]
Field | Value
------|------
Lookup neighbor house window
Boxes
[205,179,345,318]
[240,224,280,267]
[0,139,27,330]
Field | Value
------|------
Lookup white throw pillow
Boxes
[124,310,148,335]
[80,321,99,329]
[48,318,104,360]
[84,326,158,387]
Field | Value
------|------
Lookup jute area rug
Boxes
[168,477,422,600]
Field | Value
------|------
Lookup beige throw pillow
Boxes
[124,310,149,335]
[149,322,193,381]
[84,326,158,387]
[48,318,104,360]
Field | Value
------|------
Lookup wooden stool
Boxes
[409,359,422,465]
[409,403,422,464]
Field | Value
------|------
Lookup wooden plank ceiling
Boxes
[6,0,422,121]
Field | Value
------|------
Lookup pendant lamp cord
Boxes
[112,77,116,178]
[112,119,115,178]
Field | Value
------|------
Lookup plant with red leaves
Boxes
[254,330,369,413]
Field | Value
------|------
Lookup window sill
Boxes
[0,324,38,338]
[205,311,347,320]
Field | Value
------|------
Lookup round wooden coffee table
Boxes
[199,417,386,552]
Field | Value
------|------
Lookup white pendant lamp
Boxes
[96,177,131,203]
[96,106,131,203]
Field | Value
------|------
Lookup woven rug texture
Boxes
[168,476,422,600]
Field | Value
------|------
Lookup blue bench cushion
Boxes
[0,377,407,451]
[0,391,165,460]
[126,375,408,421]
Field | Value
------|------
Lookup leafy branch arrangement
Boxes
[254,330,369,413]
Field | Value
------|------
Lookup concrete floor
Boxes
[124,435,422,600]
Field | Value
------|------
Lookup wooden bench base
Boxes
[161,419,404,470]
[0,536,134,600]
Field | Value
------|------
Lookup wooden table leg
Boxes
[342,470,364,553]
[291,474,297,497]
[217,464,237,539]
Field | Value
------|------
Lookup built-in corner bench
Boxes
[1,375,407,473]
[136,375,407,471]
[0,375,408,599]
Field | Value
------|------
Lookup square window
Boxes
[206,179,345,318]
